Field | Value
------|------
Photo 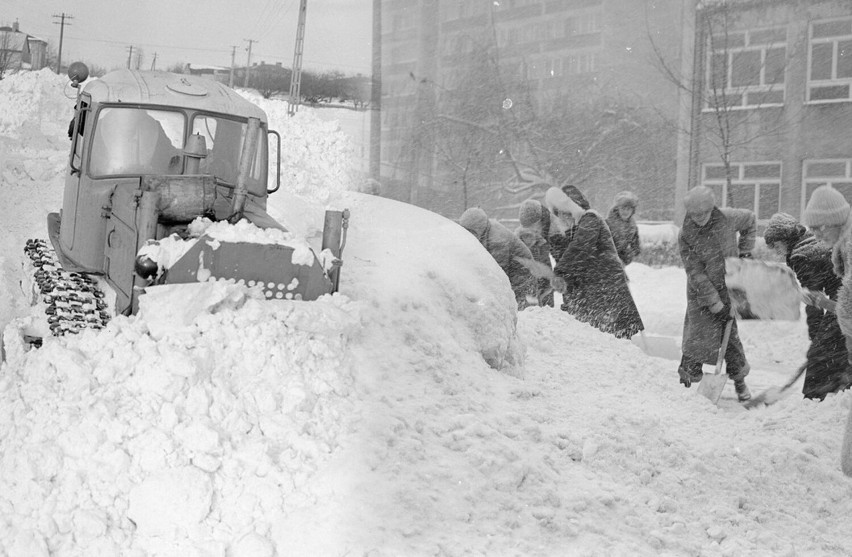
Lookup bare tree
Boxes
[0,30,20,80]
[397,22,675,219]
[648,0,796,205]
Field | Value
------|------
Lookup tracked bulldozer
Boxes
[22,62,348,340]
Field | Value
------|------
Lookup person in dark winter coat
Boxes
[764,212,852,400]
[545,187,644,339]
[677,186,752,402]
[515,199,554,307]
[459,207,536,309]
[606,191,641,265]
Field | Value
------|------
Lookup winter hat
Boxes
[613,191,639,209]
[459,207,489,237]
[518,199,543,227]
[683,186,715,214]
[561,184,590,210]
[763,212,805,247]
[802,185,850,228]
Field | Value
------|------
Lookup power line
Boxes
[25,30,369,74]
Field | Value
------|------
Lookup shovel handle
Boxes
[714,314,735,376]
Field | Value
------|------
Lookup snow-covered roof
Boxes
[83,69,267,121]
[186,63,229,72]
[0,29,26,52]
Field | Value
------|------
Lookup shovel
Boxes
[743,362,808,409]
[697,311,735,405]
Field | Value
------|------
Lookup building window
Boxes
[565,10,601,37]
[802,159,852,212]
[562,51,598,75]
[808,17,852,102]
[701,162,781,220]
[706,26,786,109]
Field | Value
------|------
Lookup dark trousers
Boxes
[679,325,749,381]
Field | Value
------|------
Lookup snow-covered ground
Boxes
[1,69,852,557]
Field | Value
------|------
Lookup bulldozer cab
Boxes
[48,65,345,316]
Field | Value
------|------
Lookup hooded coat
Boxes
[782,231,852,399]
[678,207,754,365]
[553,210,644,339]
[460,209,536,309]
[606,192,641,265]
[826,214,852,366]
[515,214,555,308]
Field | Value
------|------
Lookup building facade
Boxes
[0,21,48,75]
[379,0,686,220]
[681,0,852,225]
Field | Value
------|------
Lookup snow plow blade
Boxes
[163,235,333,301]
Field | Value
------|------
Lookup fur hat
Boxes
[561,184,590,210]
[459,207,489,237]
[802,185,850,228]
[683,186,716,214]
[613,191,639,209]
[763,213,805,248]
[518,199,543,228]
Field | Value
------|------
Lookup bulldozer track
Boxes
[24,239,110,338]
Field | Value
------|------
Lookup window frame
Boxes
[703,25,787,111]
[806,16,852,104]
[700,161,782,222]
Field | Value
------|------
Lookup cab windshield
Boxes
[89,107,185,177]
[191,114,267,195]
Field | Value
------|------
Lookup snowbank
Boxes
[2,68,852,557]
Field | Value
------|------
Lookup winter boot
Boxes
[678,366,703,388]
[734,379,752,402]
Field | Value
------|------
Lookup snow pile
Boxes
[4,69,852,556]
[638,222,679,246]
[240,90,357,205]
[1,286,362,556]
[0,69,72,141]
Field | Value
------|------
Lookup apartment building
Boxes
[379,0,686,219]
[681,0,852,224]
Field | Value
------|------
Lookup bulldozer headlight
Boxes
[135,255,159,280]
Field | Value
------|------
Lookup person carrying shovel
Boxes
[676,186,752,402]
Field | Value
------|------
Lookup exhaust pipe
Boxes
[229,117,261,223]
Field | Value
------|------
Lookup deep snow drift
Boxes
[1,69,852,557]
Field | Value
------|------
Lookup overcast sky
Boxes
[7,0,373,75]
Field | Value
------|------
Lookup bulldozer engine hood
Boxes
[83,70,267,124]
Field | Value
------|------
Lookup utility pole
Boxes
[126,45,134,69]
[229,45,237,88]
[287,0,308,116]
[370,0,381,181]
[150,52,157,70]
[52,12,73,75]
[243,39,256,87]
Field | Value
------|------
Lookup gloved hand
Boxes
[709,301,733,320]
[739,252,753,259]
[551,276,567,293]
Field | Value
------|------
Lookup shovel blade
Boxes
[697,373,728,405]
